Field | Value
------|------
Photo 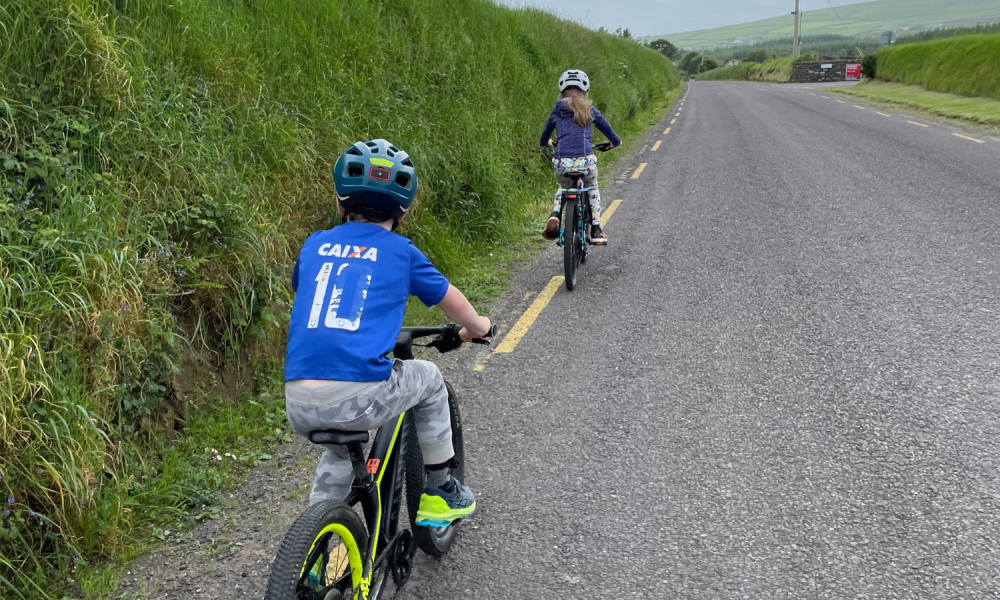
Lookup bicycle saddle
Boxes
[308,430,370,445]
[564,171,586,180]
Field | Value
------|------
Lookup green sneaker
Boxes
[415,477,476,527]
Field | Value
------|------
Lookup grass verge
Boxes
[697,63,754,81]
[875,34,1000,101]
[831,81,1000,129]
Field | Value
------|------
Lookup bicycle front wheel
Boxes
[265,501,368,600]
[563,202,578,291]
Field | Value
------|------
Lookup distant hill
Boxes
[648,0,1000,49]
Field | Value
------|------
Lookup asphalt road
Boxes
[401,82,1000,599]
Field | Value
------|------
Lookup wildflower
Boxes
[3,510,9,518]
[6,496,13,505]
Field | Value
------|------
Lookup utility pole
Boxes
[792,0,801,57]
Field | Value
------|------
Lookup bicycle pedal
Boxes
[589,239,608,246]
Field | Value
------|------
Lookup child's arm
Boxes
[592,107,623,147]
[539,107,558,147]
[437,284,492,342]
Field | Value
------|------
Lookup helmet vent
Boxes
[347,162,365,177]
[347,147,363,156]
[401,158,413,167]
[394,172,411,188]
[365,141,378,151]
[386,148,396,157]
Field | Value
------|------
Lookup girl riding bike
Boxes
[540,69,622,242]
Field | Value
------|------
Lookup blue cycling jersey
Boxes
[284,222,450,382]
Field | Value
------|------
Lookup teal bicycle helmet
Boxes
[333,139,418,221]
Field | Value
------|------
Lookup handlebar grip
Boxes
[471,323,499,345]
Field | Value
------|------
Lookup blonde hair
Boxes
[561,87,594,127]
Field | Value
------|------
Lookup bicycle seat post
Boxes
[343,441,372,487]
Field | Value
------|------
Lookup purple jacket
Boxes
[539,99,621,159]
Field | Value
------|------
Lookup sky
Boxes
[498,0,875,37]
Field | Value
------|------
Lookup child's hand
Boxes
[459,316,492,342]
[547,139,555,148]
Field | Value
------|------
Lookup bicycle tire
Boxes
[407,382,466,557]
[265,500,367,600]
[563,202,578,291]
[580,196,591,265]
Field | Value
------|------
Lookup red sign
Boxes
[846,64,862,81]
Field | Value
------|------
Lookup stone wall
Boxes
[790,60,854,83]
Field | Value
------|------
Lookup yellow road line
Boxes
[836,100,846,104]
[631,163,647,179]
[821,95,830,99]
[473,364,484,372]
[651,140,662,151]
[877,112,891,117]
[907,120,929,127]
[953,133,985,143]
[600,199,622,227]
[670,119,677,124]
[853,105,865,110]
[663,127,671,135]
[494,277,565,354]
[677,108,683,112]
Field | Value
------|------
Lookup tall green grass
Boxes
[875,34,1000,101]
[0,0,679,597]
[696,63,754,81]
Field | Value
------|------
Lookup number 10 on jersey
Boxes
[308,262,372,331]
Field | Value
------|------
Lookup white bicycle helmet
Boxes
[558,69,590,92]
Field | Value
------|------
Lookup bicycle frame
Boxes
[320,333,423,599]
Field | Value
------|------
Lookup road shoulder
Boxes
[829,81,1000,135]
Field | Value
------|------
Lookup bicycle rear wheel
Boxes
[563,202,578,291]
[406,381,466,557]
[265,501,367,600]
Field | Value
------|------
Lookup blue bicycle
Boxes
[558,142,613,291]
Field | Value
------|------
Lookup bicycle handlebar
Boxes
[398,323,499,354]
[542,141,617,153]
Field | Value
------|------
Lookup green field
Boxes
[0,0,678,597]
[650,0,1000,49]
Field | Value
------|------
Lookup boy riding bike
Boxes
[283,139,491,527]
[540,69,622,242]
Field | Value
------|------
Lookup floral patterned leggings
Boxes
[552,155,601,226]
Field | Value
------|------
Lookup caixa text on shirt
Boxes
[318,243,378,261]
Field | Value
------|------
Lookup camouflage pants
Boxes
[285,359,453,505]
[552,155,601,225]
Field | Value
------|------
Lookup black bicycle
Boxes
[557,141,614,291]
[265,323,495,600]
